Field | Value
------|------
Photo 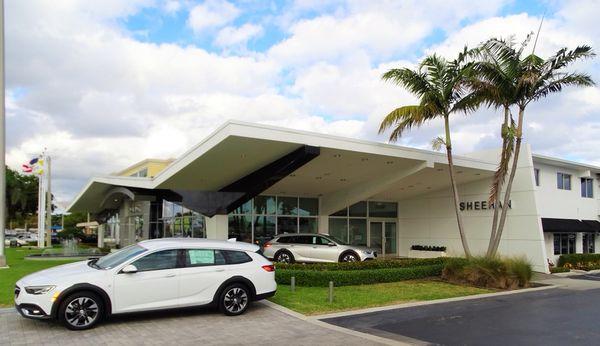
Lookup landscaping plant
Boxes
[442,256,532,289]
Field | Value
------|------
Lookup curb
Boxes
[262,284,557,324]
[259,300,405,345]
[0,307,15,314]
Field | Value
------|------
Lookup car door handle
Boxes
[164,273,176,278]
[214,269,225,272]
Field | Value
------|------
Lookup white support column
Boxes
[318,215,329,234]
[206,215,228,240]
[576,232,584,254]
[97,224,105,248]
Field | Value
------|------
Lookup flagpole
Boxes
[0,0,6,267]
[37,158,43,248]
[45,155,51,247]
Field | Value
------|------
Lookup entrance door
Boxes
[369,221,397,256]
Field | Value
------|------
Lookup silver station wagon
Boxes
[262,233,377,263]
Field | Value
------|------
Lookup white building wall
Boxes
[397,145,548,272]
[533,162,599,219]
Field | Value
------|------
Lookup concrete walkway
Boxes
[0,303,384,346]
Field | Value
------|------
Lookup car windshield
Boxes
[94,244,147,269]
[325,235,348,245]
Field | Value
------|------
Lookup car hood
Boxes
[18,261,100,286]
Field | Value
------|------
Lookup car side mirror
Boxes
[327,242,336,247]
[121,264,138,274]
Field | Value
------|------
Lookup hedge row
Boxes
[550,266,570,273]
[275,264,444,286]
[558,253,600,268]
[275,257,448,271]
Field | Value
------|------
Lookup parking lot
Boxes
[323,279,600,346]
[0,303,383,346]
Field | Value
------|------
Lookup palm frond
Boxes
[378,105,436,142]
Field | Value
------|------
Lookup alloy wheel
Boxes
[342,253,358,262]
[277,252,291,263]
[223,287,248,314]
[64,297,99,328]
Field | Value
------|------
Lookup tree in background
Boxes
[6,166,38,228]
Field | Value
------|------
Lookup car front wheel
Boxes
[219,284,250,316]
[340,252,359,262]
[58,291,103,330]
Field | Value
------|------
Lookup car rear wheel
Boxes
[340,252,359,262]
[58,291,103,330]
[219,284,250,316]
[275,250,295,263]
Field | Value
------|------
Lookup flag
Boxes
[29,157,39,165]
[22,164,32,173]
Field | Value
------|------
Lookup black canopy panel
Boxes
[541,218,598,233]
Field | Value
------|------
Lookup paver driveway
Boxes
[0,302,382,346]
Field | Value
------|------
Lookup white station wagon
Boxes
[15,238,277,330]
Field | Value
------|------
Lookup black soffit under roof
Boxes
[99,145,320,218]
[541,218,600,233]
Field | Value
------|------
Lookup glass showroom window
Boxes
[581,178,593,198]
[159,200,205,239]
[553,233,576,255]
[228,196,319,245]
[557,172,571,190]
[329,201,397,246]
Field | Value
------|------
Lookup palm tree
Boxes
[467,36,533,256]
[379,52,479,258]
[480,41,595,256]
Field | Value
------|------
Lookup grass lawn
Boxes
[269,280,493,315]
[0,247,78,307]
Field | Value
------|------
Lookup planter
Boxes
[409,249,447,259]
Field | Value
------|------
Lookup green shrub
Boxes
[275,264,444,287]
[442,256,532,289]
[275,257,448,271]
[558,254,600,270]
[550,266,570,273]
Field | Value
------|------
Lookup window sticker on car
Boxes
[188,249,214,265]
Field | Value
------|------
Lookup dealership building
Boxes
[68,121,600,273]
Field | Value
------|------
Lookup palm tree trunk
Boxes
[486,106,510,257]
[444,115,472,258]
[489,107,524,256]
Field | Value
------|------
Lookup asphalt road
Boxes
[323,286,600,346]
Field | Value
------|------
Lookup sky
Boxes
[5,0,600,209]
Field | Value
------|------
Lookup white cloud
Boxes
[214,23,263,48]
[5,0,600,206]
[187,0,240,33]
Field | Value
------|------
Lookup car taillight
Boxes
[263,242,272,248]
[262,265,275,272]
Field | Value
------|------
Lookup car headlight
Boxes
[24,285,56,295]
[362,250,372,254]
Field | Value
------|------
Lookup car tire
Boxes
[340,251,359,262]
[274,250,295,263]
[219,283,250,316]
[58,291,104,330]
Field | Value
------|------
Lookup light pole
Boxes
[0,0,6,268]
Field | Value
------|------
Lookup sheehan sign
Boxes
[459,200,512,211]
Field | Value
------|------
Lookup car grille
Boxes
[14,286,21,299]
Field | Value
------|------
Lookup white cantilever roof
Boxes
[68,120,499,213]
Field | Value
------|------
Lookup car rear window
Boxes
[223,250,252,264]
